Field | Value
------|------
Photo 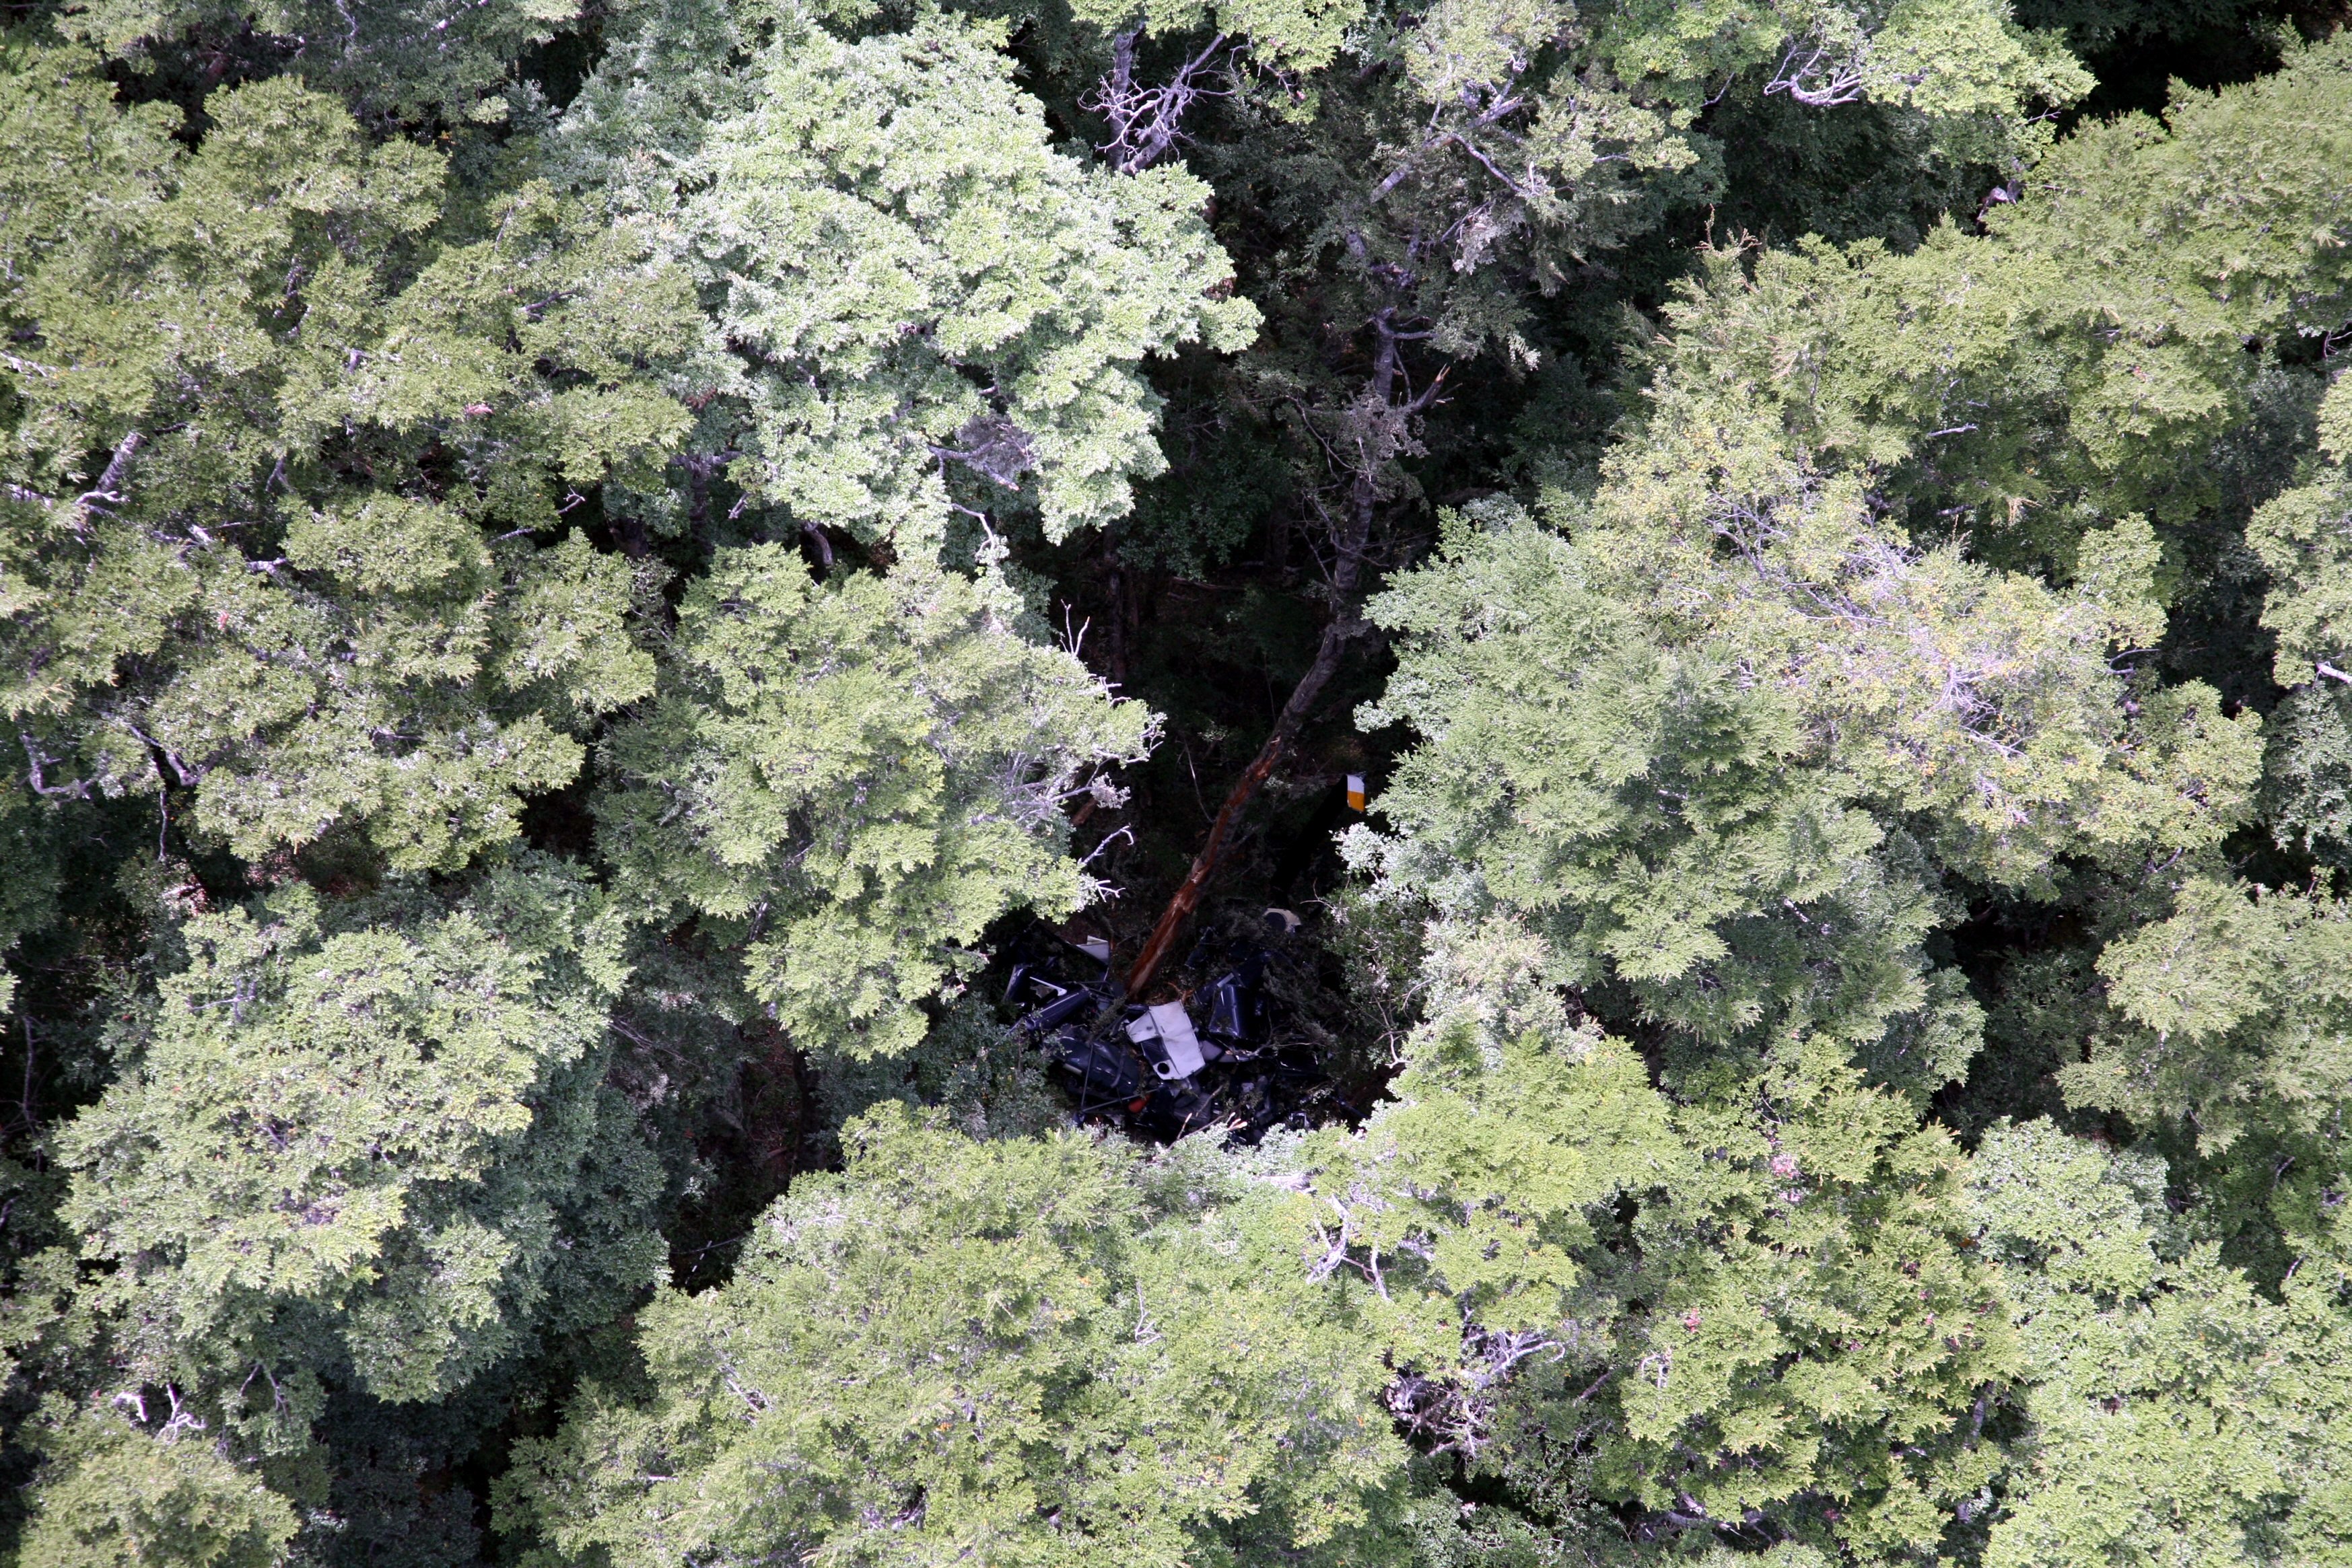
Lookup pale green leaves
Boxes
[0,54,687,870]
[1619,37,2352,565]
[2253,374,2352,686]
[507,1106,1406,1568]
[123,519,652,871]
[1581,469,2249,885]
[2071,515,2171,651]
[596,546,1150,1057]
[1349,499,2188,1063]
[1070,0,1363,69]
[55,858,656,1410]
[6,74,442,449]
[57,0,583,123]
[1966,1120,2352,1568]
[1280,921,2007,1553]
[1966,1118,2168,1306]
[1594,0,2085,116]
[648,13,1256,551]
[18,1414,298,1568]
[549,1,1261,552]
[1574,1042,2010,1556]
[1295,916,1682,1334]
[2081,875,2352,1153]
[1350,178,2267,1063]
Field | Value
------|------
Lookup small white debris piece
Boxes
[1128,1002,1208,1079]
[1078,936,1111,964]
[1346,774,1367,811]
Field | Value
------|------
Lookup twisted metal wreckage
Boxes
[1002,909,1340,1140]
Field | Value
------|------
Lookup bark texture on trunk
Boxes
[1124,310,1432,997]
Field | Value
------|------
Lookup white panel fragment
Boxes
[1130,1003,1208,1079]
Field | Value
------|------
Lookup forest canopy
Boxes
[2,0,2351,1562]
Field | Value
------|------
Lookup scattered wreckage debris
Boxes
[1002,909,1342,1141]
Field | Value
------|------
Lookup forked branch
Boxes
[1087,26,1231,175]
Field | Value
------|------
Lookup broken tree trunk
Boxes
[1123,310,1438,997]
[1121,602,1359,997]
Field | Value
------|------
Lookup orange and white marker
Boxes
[1345,774,1367,812]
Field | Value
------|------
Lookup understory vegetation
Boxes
[4,0,2352,1559]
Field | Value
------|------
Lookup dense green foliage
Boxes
[4,0,2352,1562]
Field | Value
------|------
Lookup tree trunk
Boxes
[1103,524,1130,688]
[1123,310,1422,997]
[1121,603,1359,996]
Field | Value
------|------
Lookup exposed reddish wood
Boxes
[1124,310,1441,998]
[1123,618,1348,996]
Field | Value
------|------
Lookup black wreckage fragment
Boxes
[1003,911,1336,1141]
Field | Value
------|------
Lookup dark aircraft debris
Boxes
[1003,910,1337,1141]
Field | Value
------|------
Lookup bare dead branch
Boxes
[1086,28,1231,176]
[71,429,145,530]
